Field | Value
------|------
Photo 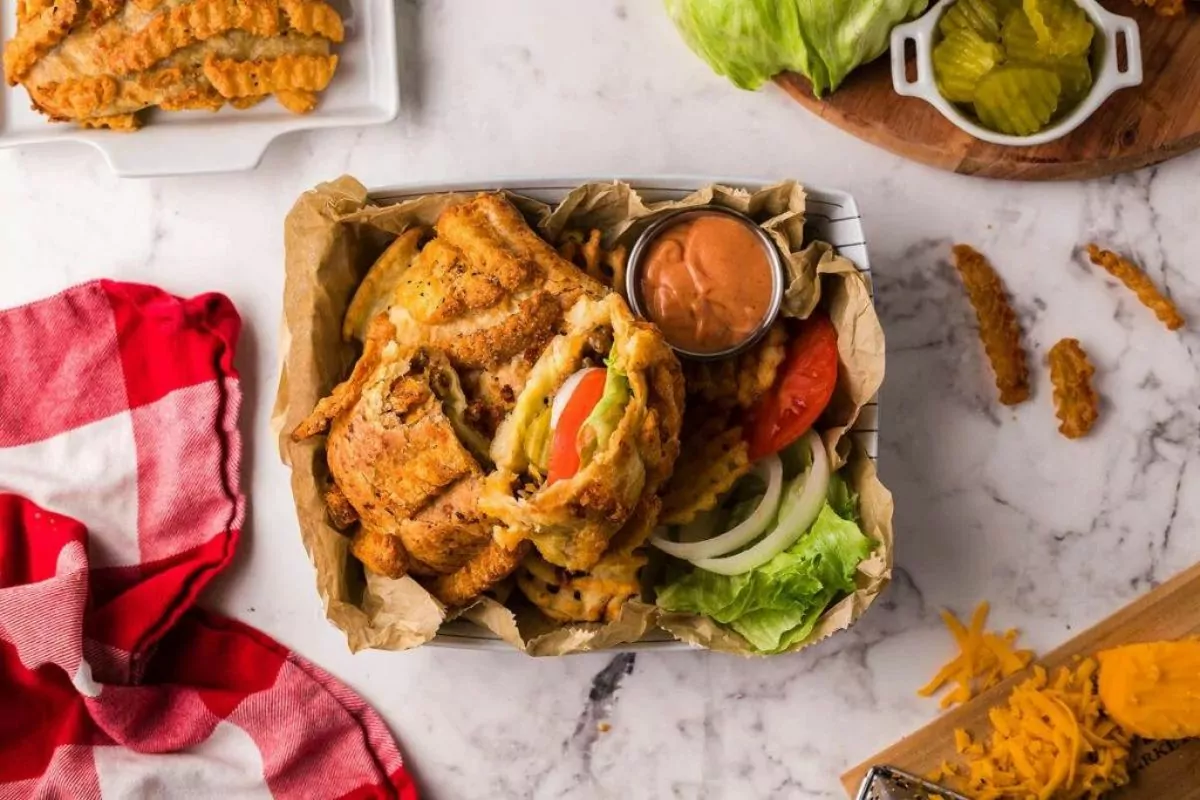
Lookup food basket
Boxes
[353,177,881,651]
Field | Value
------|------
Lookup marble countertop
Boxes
[3,2,1199,797]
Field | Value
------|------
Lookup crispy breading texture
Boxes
[684,321,787,410]
[1086,244,1184,331]
[78,113,141,131]
[427,540,530,608]
[106,0,282,76]
[280,0,344,42]
[660,418,751,526]
[1047,338,1099,439]
[323,482,358,530]
[343,227,427,342]
[952,244,1031,406]
[29,67,218,119]
[159,84,226,112]
[3,0,79,85]
[203,52,337,98]
[274,88,315,113]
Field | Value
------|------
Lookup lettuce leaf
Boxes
[656,502,872,653]
[664,0,931,96]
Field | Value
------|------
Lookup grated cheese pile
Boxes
[919,602,1035,708]
[929,660,1133,800]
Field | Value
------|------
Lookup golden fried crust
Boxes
[280,0,344,42]
[459,354,532,438]
[106,0,282,76]
[203,52,337,98]
[343,227,427,342]
[684,322,787,410]
[327,364,478,528]
[1086,244,1185,331]
[952,244,1030,406]
[398,238,530,325]
[159,83,226,111]
[78,112,141,130]
[394,476,492,576]
[3,0,79,85]
[350,526,408,579]
[291,314,395,441]
[1048,338,1099,439]
[426,539,530,608]
[323,482,359,530]
[483,294,685,572]
[660,412,751,526]
[273,88,315,113]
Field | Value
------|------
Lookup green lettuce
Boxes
[656,502,872,653]
[664,0,930,96]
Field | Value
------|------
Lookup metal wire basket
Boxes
[855,766,971,800]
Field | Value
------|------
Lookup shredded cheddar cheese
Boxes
[928,660,1132,800]
[920,602,1035,708]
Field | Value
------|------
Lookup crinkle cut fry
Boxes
[202,52,337,97]
[29,67,210,119]
[274,88,316,113]
[951,244,1031,406]
[280,0,344,42]
[3,0,80,86]
[105,0,283,76]
[1130,0,1185,16]
[79,113,141,131]
[1086,244,1185,331]
[1047,338,1098,439]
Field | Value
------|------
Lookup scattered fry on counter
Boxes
[919,602,1035,709]
[1047,338,1099,440]
[1085,244,1185,331]
[951,244,1031,406]
[1096,640,1200,740]
[928,660,1134,800]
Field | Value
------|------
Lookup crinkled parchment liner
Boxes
[273,176,891,657]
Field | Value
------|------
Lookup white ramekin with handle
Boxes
[889,0,1143,146]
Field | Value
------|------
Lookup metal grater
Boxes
[855,766,971,800]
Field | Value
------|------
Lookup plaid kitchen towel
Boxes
[0,281,417,799]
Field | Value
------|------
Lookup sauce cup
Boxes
[625,205,785,361]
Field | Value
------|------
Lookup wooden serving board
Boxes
[777,3,1200,181]
[841,560,1200,798]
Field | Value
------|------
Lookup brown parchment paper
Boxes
[273,176,892,656]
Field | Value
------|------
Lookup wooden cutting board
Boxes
[776,3,1200,181]
[841,560,1200,798]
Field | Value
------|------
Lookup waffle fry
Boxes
[1086,244,1185,331]
[684,321,787,410]
[660,419,751,526]
[1047,338,1098,439]
[951,244,1030,406]
[557,229,628,289]
[203,52,338,98]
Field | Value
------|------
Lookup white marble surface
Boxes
[3,2,1199,797]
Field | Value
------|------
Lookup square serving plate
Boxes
[367,177,880,652]
[0,0,398,177]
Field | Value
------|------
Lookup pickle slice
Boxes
[974,66,1062,135]
[1001,8,1043,62]
[1023,0,1094,57]
[1052,53,1092,110]
[939,0,1005,41]
[934,28,1006,104]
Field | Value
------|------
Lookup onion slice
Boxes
[550,367,604,429]
[650,454,783,561]
[690,431,829,576]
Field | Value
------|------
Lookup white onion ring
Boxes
[650,454,783,561]
[690,431,829,576]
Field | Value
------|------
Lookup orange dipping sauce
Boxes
[638,213,776,355]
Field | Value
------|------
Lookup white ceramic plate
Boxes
[0,0,398,177]
[367,177,880,652]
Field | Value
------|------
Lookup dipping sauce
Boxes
[638,213,776,355]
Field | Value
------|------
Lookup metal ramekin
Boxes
[625,205,785,362]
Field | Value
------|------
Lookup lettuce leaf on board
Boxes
[664,0,931,96]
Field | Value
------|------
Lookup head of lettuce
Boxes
[664,0,930,96]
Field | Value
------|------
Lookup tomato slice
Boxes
[746,313,839,462]
[546,368,608,485]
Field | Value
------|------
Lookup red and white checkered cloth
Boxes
[0,281,418,799]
